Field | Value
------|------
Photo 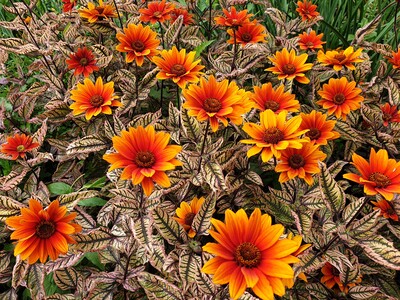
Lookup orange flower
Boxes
[381,103,400,126]
[241,109,309,162]
[296,0,319,21]
[182,75,250,132]
[227,20,267,46]
[371,199,399,221]
[66,47,99,77]
[299,110,340,145]
[1,133,39,160]
[214,6,252,27]
[321,262,362,293]
[251,83,300,113]
[116,23,160,66]
[317,77,364,120]
[387,48,400,69]
[266,48,313,84]
[202,208,303,300]
[298,30,325,50]
[79,0,117,23]
[69,77,122,120]
[152,46,205,89]
[317,47,363,71]
[62,0,77,12]
[275,142,326,185]
[174,197,205,238]
[170,7,194,25]
[139,0,175,24]
[103,125,182,196]
[5,199,81,264]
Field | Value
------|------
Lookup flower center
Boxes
[288,153,305,169]
[331,267,340,277]
[89,95,104,107]
[204,98,222,113]
[36,221,56,239]
[16,145,25,152]
[96,7,105,14]
[135,151,155,168]
[132,40,145,52]
[306,41,314,47]
[170,64,187,76]
[369,172,391,188]
[282,63,296,75]
[264,100,280,112]
[79,57,88,66]
[234,242,261,268]
[333,93,346,105]
[382,113,393,122]
[334,53,346,62]
[184,212,196,226]
[153,11,162,18]
[306,127,321,140]
[241,33,252,42]
[263,127,284,144]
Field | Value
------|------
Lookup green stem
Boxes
[197,120,210,173]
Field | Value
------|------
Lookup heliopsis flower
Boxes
[317,47,364,71]
[174,197,205,238]
[266,48,313,84]
[241,109,309,162]
[70,77,122,120]
[381,103,400,126]
[275,142,327,185]
[387,48,400,69]
[139,0,175,24]
[317,77,364,120]
[296,0,319,21]
[103,126,182,196]
[202,208,302,300]
[116,23,160,66]
[371,199,399,221]
[343,148,400,201]
[299,110,340,145]
[251,83,300,113]
[227,20,267,46]
[321,262,362,293]
[170,7,194,25]
[152,46,205,89]
[182,75,250,132]
[1,133,39,160]
[79,0,117,23]
[214,6,252,27]
[5,199,82,264]
[62,0,77,12]
[66,47,99,77]
[298,30,325,50]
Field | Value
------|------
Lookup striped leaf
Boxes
[138,272,184,300]
[342,197,366,224]
[202,161,227,192]
[66,134,109,155]
[350,209,380,236]
[0,196,24,221]
[301,189,325,210]
[0,289,17,300]
[129,110,161,128]
[58,190,98,209]
[348,286,379,299]
[359,235,400,270]
[54,268,78,290]
[181,109,201,141]
[134,216,153,247]
[12,256,29,288]
[305,283,330,299]
[195,270,216,295]
[45,253,84,273]
[148,244,166,272]
[74,228,113,252]
[152,207,186,244]
[192,196,216,236]
[178,250,201,287]
[27,263,45,299]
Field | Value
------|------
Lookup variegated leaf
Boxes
[54,268,78,290]
[192,196,216,236]
[348,286,379,299]
[358,235,400,270]
[152,207,186,244]
[138,272,184,300]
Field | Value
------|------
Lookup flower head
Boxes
[116,23,160,66]
[79,0,117,23]
[266,48,313,84]
[387,48,400,69]
[321,262,362,293]
[1,133,39,160]
[317,47,363,71]
[66,47,99,77]
[296,0,320,21]
[182,75,250,132]
[298,30,325,51]
[214,6,252,27]
[103,125,182,196]
[299,110,340,145]
[317,77,364,120]
[70,77,122,120]
[170,7,194,25]
[343,148,400,201]
[381,103,400,126]
[5,199,81,264]
[227,20,267,46]
[371,199,399,221]
[139,0,175,24]
[202,208,303,300]
[62,0,77,12]
[174,197,205,238]
[241,109,309,162]
[152,46,205,89]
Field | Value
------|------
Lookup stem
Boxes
[159,21,165,48]
[197,120,210,172]
[112,0,124,30]
[176,87,182,128]
[395,2,400,50]
[208,0,213,41]
[230,28,237,72]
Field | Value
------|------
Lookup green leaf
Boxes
[83,177,107,189]
[194,40,215,57]
[84,252,105,271]
[78,197,107,207]
[47,182,73,196]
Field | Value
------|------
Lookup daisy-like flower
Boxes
[299,110,340,145]
[227,20,267,46]
[79,0,117,23]
[275,142,327,185]
[266,48,313,84]
[202,208,304,300]
[386,48,400,69]
[116,23,160,66]
[5,199,82,264]
[139,0,175,24]
[251,82,300,113]
[1,133,39,160]
[296,0,320,21]
[103,125,182,196]
[343,148,400,201]
[152,46,205,89]
[241,109,309,162]
[182,75,250,132]
[66,47,99,77]
[371,199,399,221]
[214,6,252,27]
[174,196,205,238]
[317,47,364,71]
[298,30,325,51]
[170,7,194,25]
[381,103,400,127]
[317,77,364,120]
[70,77,122,120]
[321,262,362,293]
[62,0,77,12]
